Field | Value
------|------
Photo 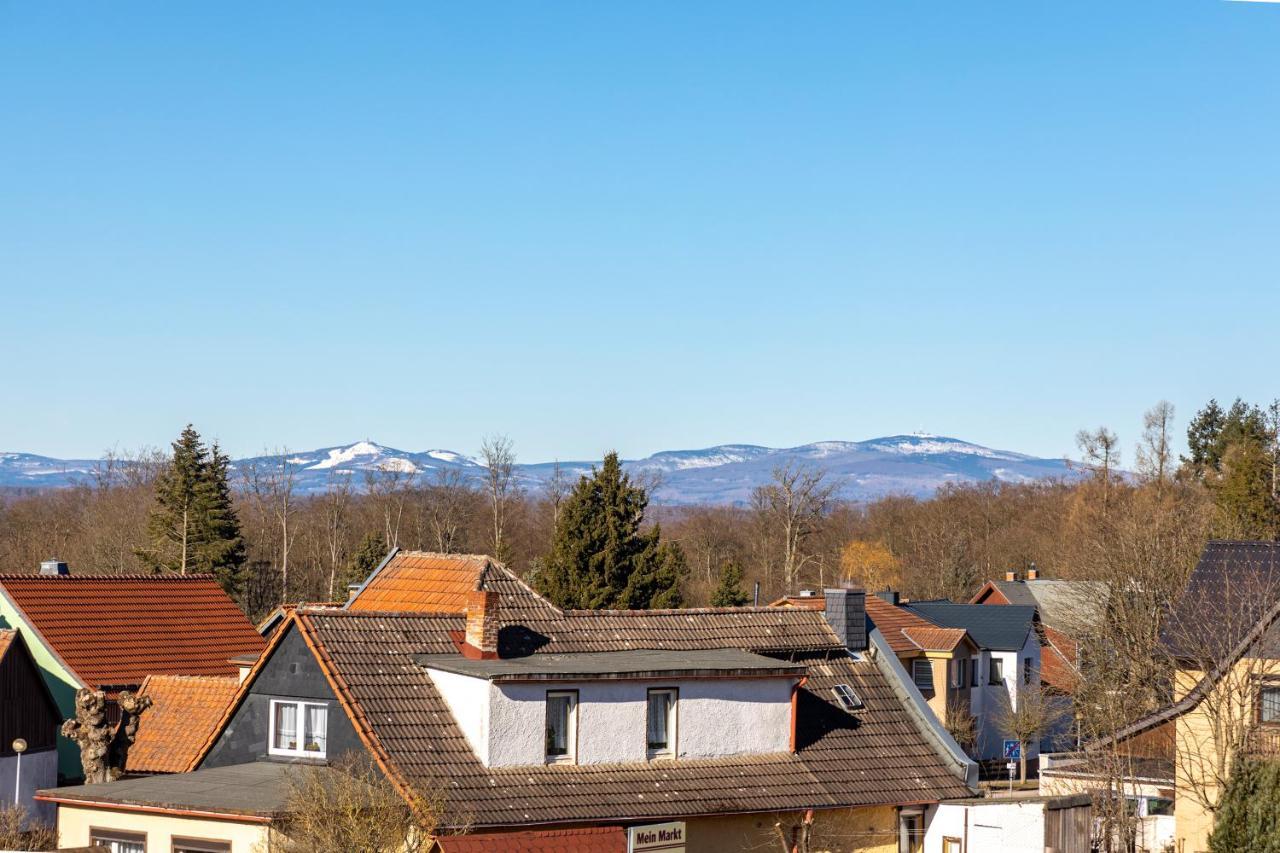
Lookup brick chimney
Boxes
[1026,565,1039,581]
[824,584,867,653]
[463,589,500,659]
[1005,570,1020,582]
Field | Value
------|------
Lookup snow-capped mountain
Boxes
[0,434,1077,505]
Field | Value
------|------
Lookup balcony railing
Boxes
[1244,725,1280,756]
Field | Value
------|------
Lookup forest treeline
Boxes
[2,398,1278,621]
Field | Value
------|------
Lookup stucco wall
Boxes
[971,633,1041,762]
[56,804,269,853]
[926,801,1046,853]
[429,671,795,767]
[0,748,56,823]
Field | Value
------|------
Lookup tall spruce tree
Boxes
[139,426,246,595]
[534,452,686,609]
[711,559,749,607]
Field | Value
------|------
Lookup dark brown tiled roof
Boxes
[129,675,240,773]
[289,603,970,829]
[0,575,266,688]
[1163,540,1280,662]
[435,826,626,852]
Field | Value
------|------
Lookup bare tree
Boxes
[751,464,835,596]
[996,684,1066,782]
[421,469,477,554]
[544,461,571,533]
[321,472,353,600]
[364,462,415,549]
[1075,427,1121,516]
[242,451,299,604]
[479,435,517,562]
[1135,401,1175,494]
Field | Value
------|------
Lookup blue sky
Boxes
[3,2,1280,463]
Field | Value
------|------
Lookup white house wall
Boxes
[428,669,796,768]
[970,632,1042,762]
[926,802,1046,853]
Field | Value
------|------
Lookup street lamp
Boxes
[11,739,26,806]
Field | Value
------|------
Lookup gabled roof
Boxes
[865,596,973,656]
[128,675,240,773]
[903,602,1036,652]
[1040,625,1080,694]
[1163,540,1280,662]
[0,629,59,719]
[435,826,626,852]
[347,550,494,613]
[971,579,1107,631]
[191,568,973,829]
[0,575,267,689]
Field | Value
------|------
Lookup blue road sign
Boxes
[1003,739,1021,760]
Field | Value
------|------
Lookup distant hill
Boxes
[0,434,1078,506]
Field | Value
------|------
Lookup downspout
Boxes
[790,676,808,753]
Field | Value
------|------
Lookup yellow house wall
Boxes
[56,803,271,853]
[686,805,900,853]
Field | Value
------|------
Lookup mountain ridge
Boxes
[0,434,1078,506]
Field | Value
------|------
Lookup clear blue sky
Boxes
[4,2,1279,463]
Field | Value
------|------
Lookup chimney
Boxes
[347,582,362,603]
[824,585,867,653]
[875,590,900,606]
[1005,570,1020,583]
[797,589,816,598]
[39,559,69,577]
[464,589,500,658]
[1026,565,1039,581]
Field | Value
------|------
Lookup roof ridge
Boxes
[566,606,820,616]
[0,573,222,581]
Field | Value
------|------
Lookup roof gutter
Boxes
[869,627,979,791]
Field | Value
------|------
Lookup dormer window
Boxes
[647,688,678,758]
[545,690,577,763]
[269,699,327,758]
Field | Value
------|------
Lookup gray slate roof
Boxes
[904,602,1036,651]
[417,647,805,681]
[989,579,1107,630]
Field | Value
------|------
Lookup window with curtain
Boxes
[989,657,1004,685]
[545,691,577,762]
[1262,686,1280,723]
[647,688,677,757]
[270,700,328,758]
[89,829,146,853]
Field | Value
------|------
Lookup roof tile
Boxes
[129,674,240,773]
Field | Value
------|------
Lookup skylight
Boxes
[831,684,863,711]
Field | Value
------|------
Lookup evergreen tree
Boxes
[343,531,388,593]
[534,452,686,609]
[1209,759,1280,853]
[139,427,247,595]
[710,559,749,607]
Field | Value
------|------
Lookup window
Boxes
[942,838,962,853]
[989,657,1004,685]
[172,840,231,853]
[269,699,328,758]
[912,658,934,691]
[90,829,146,853]
[647,688,678,758]
[832,684,863,711]
[971,657,980,687]
[1023,657,1033,685]
[1145,797,1175,817]
[545,690,577,763]
[898,810,924,853]
[1262,686,1280,723]
[953,658,966,689]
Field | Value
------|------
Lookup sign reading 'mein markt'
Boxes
[628,821,686,852]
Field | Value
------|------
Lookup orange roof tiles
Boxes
[129,674,240,773]
[347,552,491,613]
[0,575,266,689]
[1041,624,1080,694]
[901,625,970,653]
[865,596,951,656]
[436,826,626,853]
[767,595,826,610]
[0,630,14,661]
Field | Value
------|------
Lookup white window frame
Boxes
[544,690,578,764]
[911,658,934,691]
[268,699,329,759]
[646,687,679,759]
[90,828,147,853]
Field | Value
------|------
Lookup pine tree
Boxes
[711,559,749,607]
[138,426,246,595]
[1209,759,1280,853]
[534,452,685,610]
[343,532,388,593]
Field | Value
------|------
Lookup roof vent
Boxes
[39,559,69,577]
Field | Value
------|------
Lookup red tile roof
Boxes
[435,826,626,853]
[0,575,266,689]
[1040,625,1080,694]
[128,675,240,773]
[901,625,970,653]
[347,552,491,613]
[866,596,953,656]
[767,595,826,610]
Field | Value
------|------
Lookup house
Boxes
[0,630,60,820]
[970,569,1107,637]
[1054,540,1280,853]
[922,793,1094,853]
[903,601,1041,769]
[0,562,268,780]
[39,551,978,853]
